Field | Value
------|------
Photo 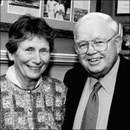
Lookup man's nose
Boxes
[87,42,97,54]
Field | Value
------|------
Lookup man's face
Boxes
[75,18,121,78]
[11,36,50,81]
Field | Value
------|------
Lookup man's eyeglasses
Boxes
[74,34,118,55]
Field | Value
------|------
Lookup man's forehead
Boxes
[81,16,109,26]
[74,12,119,39]
[75,18,114,40]
[77,17,110,32]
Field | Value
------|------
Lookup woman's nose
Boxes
[34,52,42,64]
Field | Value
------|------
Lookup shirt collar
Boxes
[89,56,120,94]
[100,56,120,94]
[6,65,42,90]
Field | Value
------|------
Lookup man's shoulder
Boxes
[120,56,130,70]
[117,56,130,81]
[64,63,89,85]
[65,63,87,75]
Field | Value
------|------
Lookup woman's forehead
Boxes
[18,37,49,48]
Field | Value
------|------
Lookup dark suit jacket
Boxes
[62,55,130,130]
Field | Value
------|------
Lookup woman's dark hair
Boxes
[6,14,56,54]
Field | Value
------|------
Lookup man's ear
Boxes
[115,36,123,53]
[7,51,14,61]
[74,44,79,54]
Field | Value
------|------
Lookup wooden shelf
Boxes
[0,22,73,38]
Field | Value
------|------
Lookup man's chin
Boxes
[88,69,104,78]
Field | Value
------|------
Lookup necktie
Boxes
[80,82,102,130]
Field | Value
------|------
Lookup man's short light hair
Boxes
[74,12,123,39]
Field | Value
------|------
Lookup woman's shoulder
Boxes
[43,76,62,83]
[43,76,67,93]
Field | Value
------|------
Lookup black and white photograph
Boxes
[0,1,130,129]
[42,0,72,21]
[122,24,130,50]
[0,0,3,6]
[73,0,90,22]
[7,0,42,17]
[116,0,130,15]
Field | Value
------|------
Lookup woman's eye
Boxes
[26,48,34,52]
[40,48,49,53]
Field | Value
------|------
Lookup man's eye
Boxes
[79,43,87,48]
[95,41,105,45]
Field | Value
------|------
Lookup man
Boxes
[62,12,130,130]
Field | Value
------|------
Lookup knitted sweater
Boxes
[0,75,67,130]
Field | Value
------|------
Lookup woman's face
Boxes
[11,36,50,81]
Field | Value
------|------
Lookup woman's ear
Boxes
[7,51,14,61]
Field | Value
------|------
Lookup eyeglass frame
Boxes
[74,33,119,55]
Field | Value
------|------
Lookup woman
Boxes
[0,15,67,129]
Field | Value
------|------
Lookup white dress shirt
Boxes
[73,57,120,130]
